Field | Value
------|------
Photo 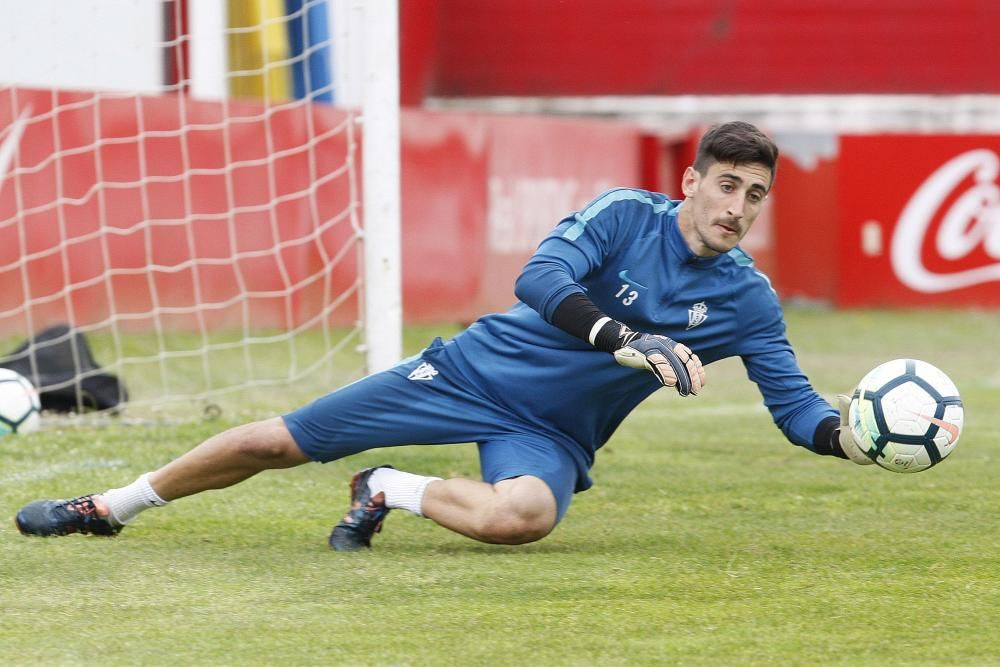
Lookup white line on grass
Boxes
[1,458,127,484]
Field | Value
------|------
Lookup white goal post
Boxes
[358,0,403,373]
[0,0,402,418]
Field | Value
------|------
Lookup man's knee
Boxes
[229,417,309,467]
[479,477,558,545]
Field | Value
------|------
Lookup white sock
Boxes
[100,473,169,526]
[367,468,440,517]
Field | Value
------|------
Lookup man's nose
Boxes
[732,193,754,218]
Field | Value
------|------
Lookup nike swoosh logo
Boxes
[618,270,647,290]
[0,107,31,194]
[919,413,961,443]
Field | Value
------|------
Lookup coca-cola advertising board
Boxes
[838,135,1000,307]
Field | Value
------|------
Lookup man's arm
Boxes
[742,344,872,464]
[550,292,705,396]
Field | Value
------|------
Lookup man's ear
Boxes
[681,166,699,197]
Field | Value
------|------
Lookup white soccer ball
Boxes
[0,369,41,437]
[849,359,964,473]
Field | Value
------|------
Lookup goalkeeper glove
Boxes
[613,330,705,396]
[837,394,874,465]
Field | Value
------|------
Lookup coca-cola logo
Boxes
[891,149,1000,293]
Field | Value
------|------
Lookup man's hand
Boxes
[837,394,875,465]
[613,333,705,396]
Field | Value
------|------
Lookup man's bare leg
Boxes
[96,417,309,526]
[15,417,310,535]
[146,417,309,501]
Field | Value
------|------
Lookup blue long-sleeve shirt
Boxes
[433,188,837,484]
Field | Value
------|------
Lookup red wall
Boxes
[771,154,840,302]
[402,0,1000,100]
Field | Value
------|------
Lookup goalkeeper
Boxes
[16,121,871,550]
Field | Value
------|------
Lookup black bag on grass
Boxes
[0,324,127,413]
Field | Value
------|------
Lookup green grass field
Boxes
[2,308,999,666]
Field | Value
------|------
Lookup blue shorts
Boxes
[283,346,582,522]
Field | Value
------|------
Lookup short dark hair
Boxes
[692,121,778,181]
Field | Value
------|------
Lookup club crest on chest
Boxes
[686,302,709,330]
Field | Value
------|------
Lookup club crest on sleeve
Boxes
[686,301,709,330]
[407,362,438,381]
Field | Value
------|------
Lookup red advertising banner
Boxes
[838,135,1000,307]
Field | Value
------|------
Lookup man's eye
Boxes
[720,183,733,192]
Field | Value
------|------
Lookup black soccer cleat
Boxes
[15,494,121,537]
[329,465,392,551]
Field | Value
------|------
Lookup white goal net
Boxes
[0,0,400,420]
